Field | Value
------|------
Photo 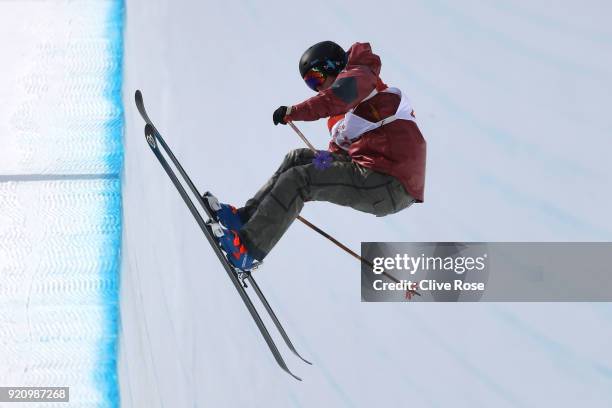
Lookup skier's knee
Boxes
[277,167,308,192]
[285,148,312,165]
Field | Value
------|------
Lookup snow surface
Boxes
[0,1,122,406]
[120,1,612,407]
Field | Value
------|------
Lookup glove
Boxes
[273,106,291,125]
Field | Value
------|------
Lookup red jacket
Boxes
[286,42,426,202]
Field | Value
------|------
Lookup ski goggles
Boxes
[303,68,327,92]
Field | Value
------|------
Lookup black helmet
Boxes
[299,41,347,91]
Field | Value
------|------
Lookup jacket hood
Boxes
[345,42,381,77]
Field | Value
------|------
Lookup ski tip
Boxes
[287,370,302,381]
[289,348,312,365]
[135,89,142,102]
[279,361,302,381]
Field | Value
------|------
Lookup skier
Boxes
[208,41,426,270]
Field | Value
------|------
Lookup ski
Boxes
[134,90,309,380]
[248,276,312,365]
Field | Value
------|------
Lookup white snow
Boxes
[120,1,612,407]
[0,1,123,406]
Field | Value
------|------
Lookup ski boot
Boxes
[202,192,256,271]
[201,192,244,231]
[217,226,256,271]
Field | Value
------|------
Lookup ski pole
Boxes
[297,215,420,298]
[287,121,316,151]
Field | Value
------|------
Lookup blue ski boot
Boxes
[217,227,255,271]
[202,192,244,231]
[202,192,255,271]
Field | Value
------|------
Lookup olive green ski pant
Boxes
[239,148,415,261]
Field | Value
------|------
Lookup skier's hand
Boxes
[273,106,290,125]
